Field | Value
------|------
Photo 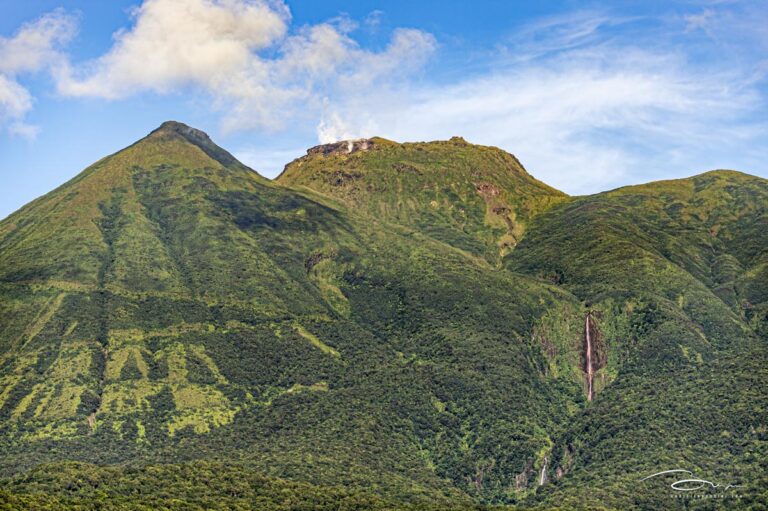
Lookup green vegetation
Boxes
[276,136,566,263]
[0,122,765,510]
[0,461,491,510]
[505,170,768,509]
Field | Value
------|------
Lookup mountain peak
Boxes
[146,120,240,168]
[277,134,566,262]
[153,120,203,135]
[307,138,377,157]
[303,136,401,159]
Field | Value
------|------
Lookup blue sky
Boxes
[1,0,766,219]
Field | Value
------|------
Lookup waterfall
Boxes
[585,312,593,402]
[539,456,548,486]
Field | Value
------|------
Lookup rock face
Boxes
[306,139,375,157]
[582,312,607,401]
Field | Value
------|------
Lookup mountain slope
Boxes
[0,124,766,510]
[280,141,768,508]
[506,170,768,509]
[276,137,566,263]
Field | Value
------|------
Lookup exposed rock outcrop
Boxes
[583,311,607,401]
[307,139,375,157]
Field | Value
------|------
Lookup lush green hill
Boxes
[276,136,566,263]
[0,461,493,511]
[507,170,768,509]
[0,123,765,510]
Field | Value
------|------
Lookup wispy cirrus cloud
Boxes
[312,8,767,193]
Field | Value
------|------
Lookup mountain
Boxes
[276,136,565,263]
[0,122,765,510]
[508,170,768,509]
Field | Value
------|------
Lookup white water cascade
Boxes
[585,313,593,402]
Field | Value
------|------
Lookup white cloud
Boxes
[684,9,715,33]
[0,8,77,75]
[364,10,384,29]
[57,0,289,98]
[0,8,76,137]
[56,0,436,133]
[501,10,631,62]
[0,76,32,120]
[317,111,360,144]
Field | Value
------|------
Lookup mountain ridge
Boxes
[3,120,764,222]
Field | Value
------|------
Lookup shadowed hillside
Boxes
[506,170,768,509]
